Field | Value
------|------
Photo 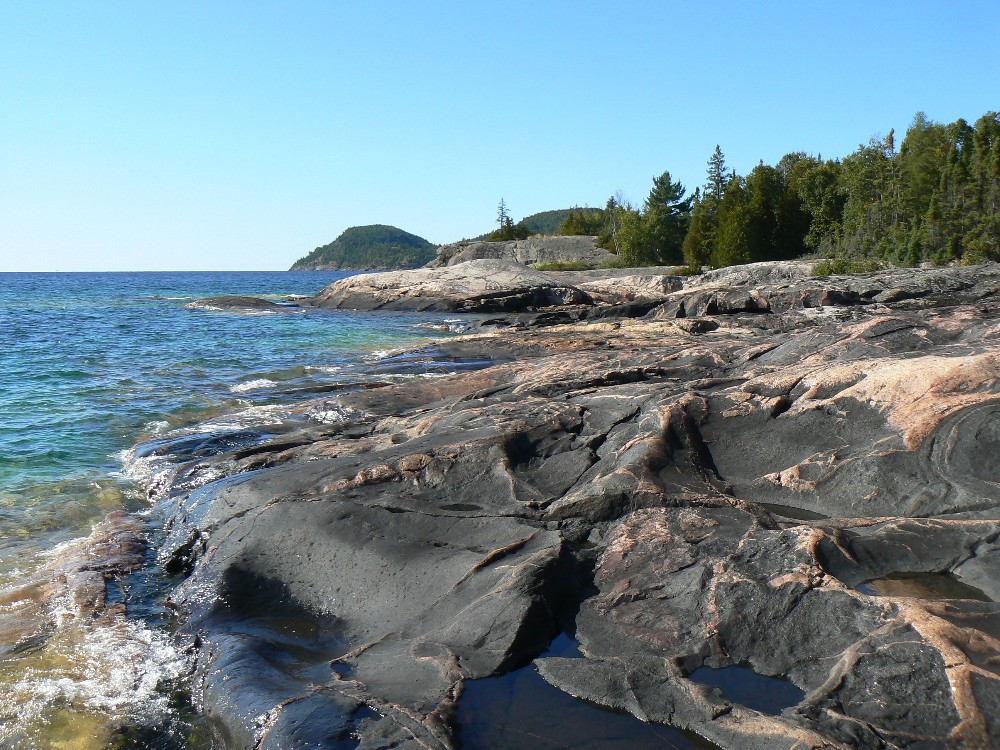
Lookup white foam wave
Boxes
[117,447,176,494]
[143,419,171,435]
[379,371,458,382]
[0,616,190,742]
[304,402,365,425]
[196,404,289,431]
[229,378,278,393]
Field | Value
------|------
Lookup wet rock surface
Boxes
[187,295,298,312]
[142,262,1000,749]
[0,511,148,653]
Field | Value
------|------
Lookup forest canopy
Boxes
[560,110,1000,271]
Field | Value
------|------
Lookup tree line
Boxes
[555,110,1000,271]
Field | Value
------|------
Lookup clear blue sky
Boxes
[2,1,999,271]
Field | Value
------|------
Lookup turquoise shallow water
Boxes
[0,271,455,747]
[0,271,445,553]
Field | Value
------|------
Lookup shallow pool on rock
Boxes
[758,502,828,521]
[857,572,992,601]
[687,664,805,716]
[457,635,713,750]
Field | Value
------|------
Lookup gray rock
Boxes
[310,258,593,312]
[426,235,615,268]
[137,261,1000,749]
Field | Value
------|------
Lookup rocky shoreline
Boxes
[138,261,1000,748]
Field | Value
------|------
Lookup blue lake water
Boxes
[0,271,461,748]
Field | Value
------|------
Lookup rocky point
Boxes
[141,260,1000,749]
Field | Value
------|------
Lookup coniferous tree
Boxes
[683,189,713,271]
[497,198,510,230]
[643,171,692,265]
[712,176,752,267]
[557,207,605,235]
[706,145,728,201]
[681,147,732,269]
[486,198,533,241]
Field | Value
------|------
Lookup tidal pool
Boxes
[687,664,805,716]
[857,572,992,601]
[457,634,715,750]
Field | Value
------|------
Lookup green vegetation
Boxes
[290,225,437,270]
[485,199,534,241]
[585,171,694,267]
[558,207,605,235]
[596,256,628,269]
[674,110,1000,272]
[545,109,1000,273]
[299,110,1000,275]
[519,208,579,235]
[812,256,886,277]
[472,207,583,241]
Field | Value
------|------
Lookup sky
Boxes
[2,1,999,271]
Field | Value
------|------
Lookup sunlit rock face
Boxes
[426,236,615,269]
[144,262,1000,749]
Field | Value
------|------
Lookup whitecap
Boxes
[0,614,191,743]
[143,420,171,435]
[304,402,365,425]
[229,378,278,393]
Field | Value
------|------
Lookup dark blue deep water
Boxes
[0,271,459,748]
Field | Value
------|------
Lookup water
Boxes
[458,634,714,749]
[686,664,805,716]
[857,572,993,602]
[0,271,461,748]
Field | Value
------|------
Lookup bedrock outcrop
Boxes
[426,235,614,268]
[142,262,1000,749]
[308,258,594,312]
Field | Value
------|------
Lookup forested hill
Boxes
[517,209,576,235]
[469,208,577,240]
[290,225,438,270]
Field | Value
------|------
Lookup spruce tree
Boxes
[643,171,692,265]
[705,145,728,201]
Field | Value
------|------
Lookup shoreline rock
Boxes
[308,258,595,312]
[141,261,1000,749]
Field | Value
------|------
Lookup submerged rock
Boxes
[186,296,295,312]
[141,262,1000,749]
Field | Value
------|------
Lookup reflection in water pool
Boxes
[687,664,805,716]
[457,634,712,750]
[858,572,992,602]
